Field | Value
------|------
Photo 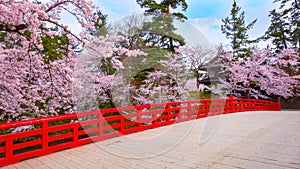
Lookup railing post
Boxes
[247,99,251,111]
[204,100,209,117]
[98,111,104,140]
[239,99,243,112]
[73,123,79,144]
[5,138,13,161]
[218,99,223,115]
[243,99,247,111]
[216,99,223,115]
[42,120,48,150]
[166,103,171,124]
[224,98,228,113]
[255,99,258,110]
[119,116,124,135]
[137,108,143,130]
[152,109,157,125]
[229,95,234,113]
[197,102,202,118]
[187,102,194,120]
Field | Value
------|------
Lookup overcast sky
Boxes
[61,0,279,47]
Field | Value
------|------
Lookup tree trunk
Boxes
[167,5,174,51]
[195,70,200,88]
[106,90,116,108]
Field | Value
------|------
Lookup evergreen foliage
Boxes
[221,0,257,58]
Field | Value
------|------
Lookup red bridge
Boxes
[0,96,282,167]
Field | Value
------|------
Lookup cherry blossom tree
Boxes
[72,35,146,111]
[132,53,191,104]
[214,48,300,99]
[176,44,219,88]
[0,0,99,122]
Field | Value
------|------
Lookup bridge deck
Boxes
[3,111,300,169]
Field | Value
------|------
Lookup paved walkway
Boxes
[3,111,300,169]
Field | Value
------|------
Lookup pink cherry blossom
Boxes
[214,48,300,99]
[0,0,98,121]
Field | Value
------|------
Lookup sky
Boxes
[90,0,279,47]
[61,0,279,47]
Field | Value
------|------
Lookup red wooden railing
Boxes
[0,96,280,166]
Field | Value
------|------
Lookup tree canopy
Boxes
[136,0,188,20]
[221,0,257,58]
[265,0,299,55]
[136,0,188,52]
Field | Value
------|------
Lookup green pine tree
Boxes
[89,10,108,37]
[265,9,290,52]
[136,0,188,52]
[221,0,257,58]
[136,0,188,20]
[266,0,299,55]
[141,14,185,51]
